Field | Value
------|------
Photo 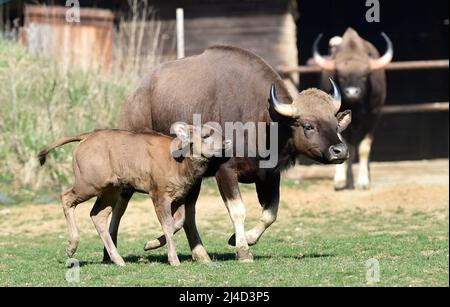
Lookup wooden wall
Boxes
[19,5,113,71]
[117,0,299,86]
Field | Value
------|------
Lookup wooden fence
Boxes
[277,59,449,114]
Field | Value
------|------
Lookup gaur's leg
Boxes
[356,134,373,190]
[229,173,280,246]
[334,144,356,190]
[183,183,211,263]
[216,166,253,262]
[144,204,185,251]
[152,194,180,266]
[91,191,125,266]
[61,186,96,257]
[102,189,133,263]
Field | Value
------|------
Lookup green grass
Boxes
[0,204,447,287]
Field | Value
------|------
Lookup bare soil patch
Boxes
[1,159,448,239]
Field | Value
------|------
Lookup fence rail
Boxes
[382,102,449,114]
[278,59,449,75]
[279,60,449,115]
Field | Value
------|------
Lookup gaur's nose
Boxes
[344,87,361,99]
[329,143,348,162]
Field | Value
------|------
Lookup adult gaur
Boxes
[313,28,393,190]
[106,45,352,262]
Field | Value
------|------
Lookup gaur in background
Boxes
[313,28,393,190]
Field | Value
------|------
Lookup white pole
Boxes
[176,8,185,59]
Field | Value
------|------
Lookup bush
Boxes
[0,40,133,203]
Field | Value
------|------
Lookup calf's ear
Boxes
[337,110,352,132]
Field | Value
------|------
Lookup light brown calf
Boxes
[38,124,230,266]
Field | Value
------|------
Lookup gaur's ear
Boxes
[171,122,191,143]
[337,110,352,132]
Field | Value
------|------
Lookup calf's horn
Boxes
[370,32,394,70]
[269,83,294,117]
[313,34,336,71]
[329,78,341,113]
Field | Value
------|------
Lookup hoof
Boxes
[66,242,78,257]
[334,182,355,191]
[236,248,254,262]
[169,257,181,266]
[192,253,211,264]
[144,240,162,251]
[192,246,211,263]
[113,258,126,267]
[356,183,370,191]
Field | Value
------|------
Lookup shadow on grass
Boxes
[63,252,336,267]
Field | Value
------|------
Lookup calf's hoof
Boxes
[236,248,254,262]
[112,257,126,267]
[144,239,163,251]
[169,257,181,266]
[66,241,78,257]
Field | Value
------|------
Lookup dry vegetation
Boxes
[0,1,167,203]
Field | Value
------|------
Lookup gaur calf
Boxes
[38,124,231,266]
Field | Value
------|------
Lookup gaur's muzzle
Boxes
[344,87,362,100]
[327,143,349,163]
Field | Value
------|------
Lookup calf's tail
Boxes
[38,132,91,166]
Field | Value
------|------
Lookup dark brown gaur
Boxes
[313,27,393,190]
[107,45,352,263]
[38,126,231,266]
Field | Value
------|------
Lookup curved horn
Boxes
[329,78,341,113]
[269,83,294,117]
[370,32,394,70]
[313,34,336,71]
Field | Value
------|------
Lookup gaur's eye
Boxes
[303,124,315,131]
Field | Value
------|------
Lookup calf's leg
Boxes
[91,193,125,266]
[144,181,211,263]
[152,194,180,266]
[144,204,185,251]
[61,186,96,257]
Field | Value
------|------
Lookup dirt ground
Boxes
[0,159,448,239]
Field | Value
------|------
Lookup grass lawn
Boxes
[0,162,448,287]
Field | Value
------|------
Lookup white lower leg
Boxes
[334,162,348,189]
[246,203,278,245]
[357,136,372,190]
[226,199,252,261]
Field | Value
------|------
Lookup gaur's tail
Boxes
[38,132,91,166]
